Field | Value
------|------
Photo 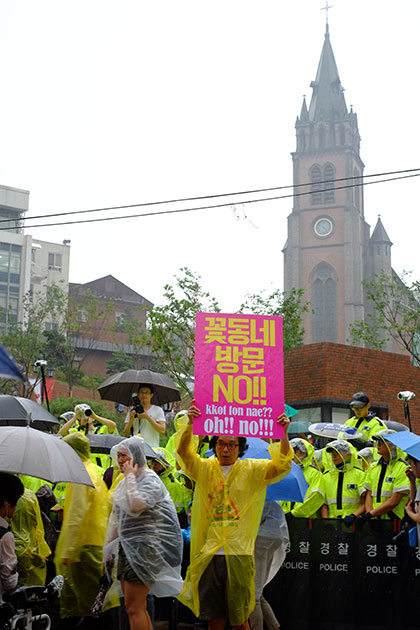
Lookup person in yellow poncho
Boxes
[11,488,51,586]
[175,401,293,630]
[54,432,109,625]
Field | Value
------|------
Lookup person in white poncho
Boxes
[104,436,183,630]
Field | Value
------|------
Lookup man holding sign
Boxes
[175,402,292,630]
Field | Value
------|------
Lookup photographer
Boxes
[59,405,116,471]
[59,403,116,437]
[123,384,165,447]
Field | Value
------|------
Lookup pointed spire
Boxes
[370,216,393,245]
[308,28,348,122]
[299,96,309,123]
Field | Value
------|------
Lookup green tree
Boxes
[349,271,420,363]
[142,267,220,395]
[142,269,311,396]
[43,284,114,394]
[106,349,135,375]
[240,287,311,353]
[79,374,105,399]
[1,291,61,396]
[1,283,114,396]
[1,292,54,385]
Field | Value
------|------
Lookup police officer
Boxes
[283,438,324,518]
[345,392,386,443]
[319,440,366,522]
[363,429,410,520]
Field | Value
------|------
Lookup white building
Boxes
[0,184,70,327]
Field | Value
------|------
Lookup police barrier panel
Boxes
[264,518,420,630]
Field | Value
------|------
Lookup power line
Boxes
[3,170,419,232]
[12,167,420,224]
[1,167,418,226]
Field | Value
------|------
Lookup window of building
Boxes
[115,311,125,331]
[48,252,62,271]
[0,243,21,326]
[318,126,326,148]
[115,308,136,333]
[290,407,322,426]
[323,163,335,203]
[311,262,338,343]
[332,407,351,423]
[77,307,89,323]
[44,322,58,331]
[0,210,22,234]
[310,165,322,205]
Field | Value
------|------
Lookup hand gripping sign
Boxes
[194,312,285,439]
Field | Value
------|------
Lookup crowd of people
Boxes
[0,385,418,630]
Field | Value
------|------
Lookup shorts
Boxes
[198,555,255,625]
[117,544,143,584]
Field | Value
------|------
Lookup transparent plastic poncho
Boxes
[105,436,183,597]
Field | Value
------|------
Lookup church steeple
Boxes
[286,25,369,346]
[369,216,392,278]
[370,216,392,245]
[295,27,361,155]
[308,27,348,122]
[299,96,309,123]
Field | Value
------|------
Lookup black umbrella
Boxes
[0,395,59,431]
[97,369,181,407]
[87,433,156,458]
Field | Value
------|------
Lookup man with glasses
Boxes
[175,401,293,630]
[344,391,386,443]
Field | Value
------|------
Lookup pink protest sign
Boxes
[194,312,284,439]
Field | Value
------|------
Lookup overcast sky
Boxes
[1,0,419,310]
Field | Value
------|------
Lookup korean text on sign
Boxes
[194,313,284,439]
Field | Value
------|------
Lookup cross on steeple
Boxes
[321,1,334,27]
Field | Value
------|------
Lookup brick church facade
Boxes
[282,26,419,428]
[283,25,393,348]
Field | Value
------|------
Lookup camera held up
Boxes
[131,395,144,415]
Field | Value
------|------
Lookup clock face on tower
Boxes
[314,217,333,237]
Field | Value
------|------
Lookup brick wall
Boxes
[284,343,420,431]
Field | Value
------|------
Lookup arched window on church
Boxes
[310,262,338,343]
[323,163,335,203]
[319,126,326,148]
[339,124,345,145]
[310,165,322,205]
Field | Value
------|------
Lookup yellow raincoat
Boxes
[54,433,109,619]
[175,424,293,625]
[11,488,51,586]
